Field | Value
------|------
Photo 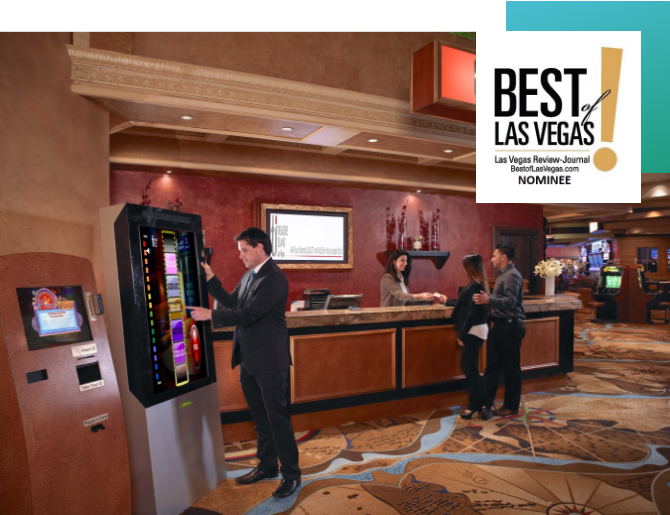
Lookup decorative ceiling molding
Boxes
[67,46,475,145]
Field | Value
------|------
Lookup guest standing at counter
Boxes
[380,249,441,307]
[445,254,490,420]
[473,243,526,419]
[187,227,301,499]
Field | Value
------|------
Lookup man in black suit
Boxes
[187,227,301,499]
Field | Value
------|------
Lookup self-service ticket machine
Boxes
[0,253,131,515]
[100,203,226,515]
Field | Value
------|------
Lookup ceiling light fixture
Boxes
[416,190,421,193]
[181,115,193,120]
[281,127,293,131]
[166,170,172,174]
[368,139,378,143]
[443,149,453,153]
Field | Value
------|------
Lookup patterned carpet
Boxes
[187,312,670,515]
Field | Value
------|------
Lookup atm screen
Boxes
[605,275,621,289]
[140,226,207,395]
[16,286,93,351]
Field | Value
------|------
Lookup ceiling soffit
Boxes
[67,45,476,147]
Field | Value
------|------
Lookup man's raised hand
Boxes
[200,261,214,281]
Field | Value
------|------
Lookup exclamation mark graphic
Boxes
[594,47,623,172]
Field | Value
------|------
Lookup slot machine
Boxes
[594,264,628,322]
[632,266,658,324]
[100,204,226,515]
[0,253,130,515]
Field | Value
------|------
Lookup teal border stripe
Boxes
[506,1,670,173]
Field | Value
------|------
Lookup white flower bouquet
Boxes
[534,259,564,278]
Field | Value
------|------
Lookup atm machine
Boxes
[0,253,130,515]
[100,204,226,515]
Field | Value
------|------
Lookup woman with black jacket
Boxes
[445,253,491,420]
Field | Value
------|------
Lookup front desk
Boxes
[214,295,581,439]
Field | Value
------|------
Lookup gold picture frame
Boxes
[257,203,354,270]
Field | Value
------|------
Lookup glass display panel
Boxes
[139,226,207,395]
[637,247,658,273]
[605,275,621,289]
[16,286,93,351]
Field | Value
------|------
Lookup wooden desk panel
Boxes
[290,329,396,403]
[520,317,560,370]
[213,341,248,412]
[403,325,485,388]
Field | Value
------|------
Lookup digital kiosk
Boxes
[0,253,131,515]
[100,204,226,515]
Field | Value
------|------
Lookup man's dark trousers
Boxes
[483,321,526,411]
[239,364,300,480]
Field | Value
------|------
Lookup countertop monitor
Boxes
[324,294,363,310]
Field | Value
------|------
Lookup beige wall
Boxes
[0,33,110,292]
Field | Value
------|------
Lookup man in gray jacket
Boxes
[473,243,526,419]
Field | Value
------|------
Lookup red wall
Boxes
[110,171,543,308]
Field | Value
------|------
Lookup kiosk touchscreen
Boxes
[17,285,93,348]
[101,204,226,515]
[139,226,206,395]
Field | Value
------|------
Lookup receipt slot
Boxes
[100,204,226,515]
[0,253,130,515]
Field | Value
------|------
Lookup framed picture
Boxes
[257,203,353,270]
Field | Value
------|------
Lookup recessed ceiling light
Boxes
[281,127,293,131]
[181,115,193,120]
[368,139,378,143]
[443,149,454,153]
[166,170,172,174]
[416,190,421,193]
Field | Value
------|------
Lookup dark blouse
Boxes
[447,281,489,341]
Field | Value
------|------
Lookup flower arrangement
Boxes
[534,259,564,278]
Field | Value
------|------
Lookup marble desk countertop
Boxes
[211,295,582,331]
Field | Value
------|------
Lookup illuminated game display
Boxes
[140,226,206,395]
[605,275,621,289]
[16,286,92,351]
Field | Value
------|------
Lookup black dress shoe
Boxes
[481,407,494,421]
[496,407,519,416]
[459,409,480,420]
[272,478,301,498]
[235,467,279,484]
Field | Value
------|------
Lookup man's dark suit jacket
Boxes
[446,281,489,341]
[207,258,290,375]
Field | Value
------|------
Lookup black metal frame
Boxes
[114,203,217,408]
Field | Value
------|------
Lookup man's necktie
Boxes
[246,270,256,290]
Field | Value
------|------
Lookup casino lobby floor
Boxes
[183,312,670,515]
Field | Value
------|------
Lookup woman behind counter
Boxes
[380,250,438,307]
[445,253,491,420]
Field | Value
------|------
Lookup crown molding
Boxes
[67,45,475,146]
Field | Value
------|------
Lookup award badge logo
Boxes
[477,32,640,204]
